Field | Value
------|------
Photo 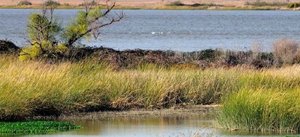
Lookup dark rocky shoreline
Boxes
[0,40,278,69]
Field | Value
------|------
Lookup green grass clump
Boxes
[0,121,78,135]
[218,89,300,133]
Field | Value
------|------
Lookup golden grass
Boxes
[1,55,300,122]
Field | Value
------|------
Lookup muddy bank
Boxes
[64,46,275,69]
[11,39,300,70]
[59,105,220,120]
[0,40,278,69]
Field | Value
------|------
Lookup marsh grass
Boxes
[1,55,300,123]
[0,121,78,135]
[218,65,300,132]
[218,88,300,133]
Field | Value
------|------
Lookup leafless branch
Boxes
[67,0,123,47]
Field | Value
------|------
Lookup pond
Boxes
[20,114,299,137]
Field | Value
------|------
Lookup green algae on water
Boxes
[0,121,79,135]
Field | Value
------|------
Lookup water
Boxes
[1,9,300,51]
[22,115,298,137]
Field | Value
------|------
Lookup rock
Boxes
[0,40,19,53]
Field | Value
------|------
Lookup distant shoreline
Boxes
[0,0,300,10]
[0,4,300,11]
[0,6,299,11]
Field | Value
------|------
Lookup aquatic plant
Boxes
[0,121,78,135]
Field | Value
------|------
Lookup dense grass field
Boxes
[1,54,300,125]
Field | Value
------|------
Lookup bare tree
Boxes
[65,0,124,47]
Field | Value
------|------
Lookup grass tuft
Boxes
[218,88,300,133]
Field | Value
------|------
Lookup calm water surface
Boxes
[1,9,300,51]
[22,116,299,137]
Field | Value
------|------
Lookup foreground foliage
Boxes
[219,87,300,132]
[0,121,77,135]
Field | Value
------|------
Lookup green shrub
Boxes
[17,0,32,6]
[19,13,65,60]
[19,0,122,61]
[19,42,68,61]
[167,1,185,6]
[44,0,60,7]
[287,3,300,8]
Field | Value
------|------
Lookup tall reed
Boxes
[218,88,300,132]
[1,55,300,122]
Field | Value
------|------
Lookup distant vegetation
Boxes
[246,1,300,9]
[44,0,60,7]
[2,38,300,69]
[167,1,185,6]
[167,1,216,7]
[17,0,32,6]
[78,0,97,6]
[245,1,287,7]
[287,3,300,8]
